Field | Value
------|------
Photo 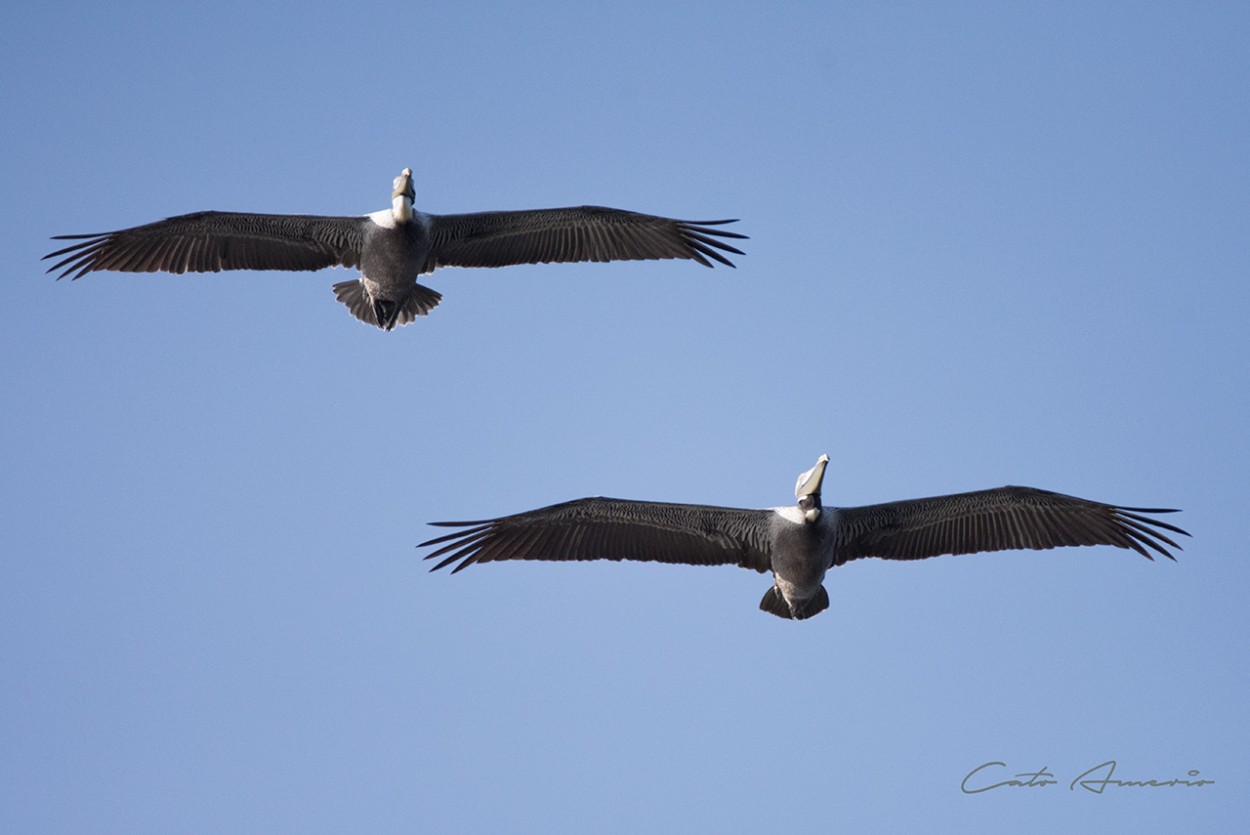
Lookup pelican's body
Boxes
[43,169,746,330]
[420,455,1188,620]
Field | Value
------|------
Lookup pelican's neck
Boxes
[799,495,822,524]
[392,193,414,224]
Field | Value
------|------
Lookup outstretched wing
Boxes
[423,206,745,272]
[44,212,367,279]
[833,486,1188,565]
[420,497,774,574]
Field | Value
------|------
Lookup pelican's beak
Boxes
[795,454,829,500]
[393,168,415,202]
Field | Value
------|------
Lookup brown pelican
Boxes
[42,168,746,330]
[419,455,1188,620]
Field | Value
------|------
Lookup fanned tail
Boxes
[758,586,830,620]
[332,280,442,330]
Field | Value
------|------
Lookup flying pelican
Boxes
[419,455,1188,620]
[42,168,746,330]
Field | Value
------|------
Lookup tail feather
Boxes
[332,280,442,330]
[758,585,829,620]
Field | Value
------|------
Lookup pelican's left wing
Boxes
[831,486,1188,565]
[422,206,745,272]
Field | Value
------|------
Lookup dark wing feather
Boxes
[833,486,1189,565]
[420,497,774,574]
[43,212,367,279]
[423,206,745,272]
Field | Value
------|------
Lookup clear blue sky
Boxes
[3,2,1247,832]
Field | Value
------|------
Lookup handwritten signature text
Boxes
[961,760,1214,795]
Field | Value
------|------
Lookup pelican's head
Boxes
[392,168,415,201]
[794,454,829,522]
[391,168,415,222]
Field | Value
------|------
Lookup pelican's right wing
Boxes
[44,212,367,279]
[420,497,774,574]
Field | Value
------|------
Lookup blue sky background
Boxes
[3,2,1247,832]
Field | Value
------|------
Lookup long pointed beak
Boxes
[795,454,829,499]
[393,168,415,201]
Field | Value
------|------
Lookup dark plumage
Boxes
[43,168,746,330]
[420,455,1189,620]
